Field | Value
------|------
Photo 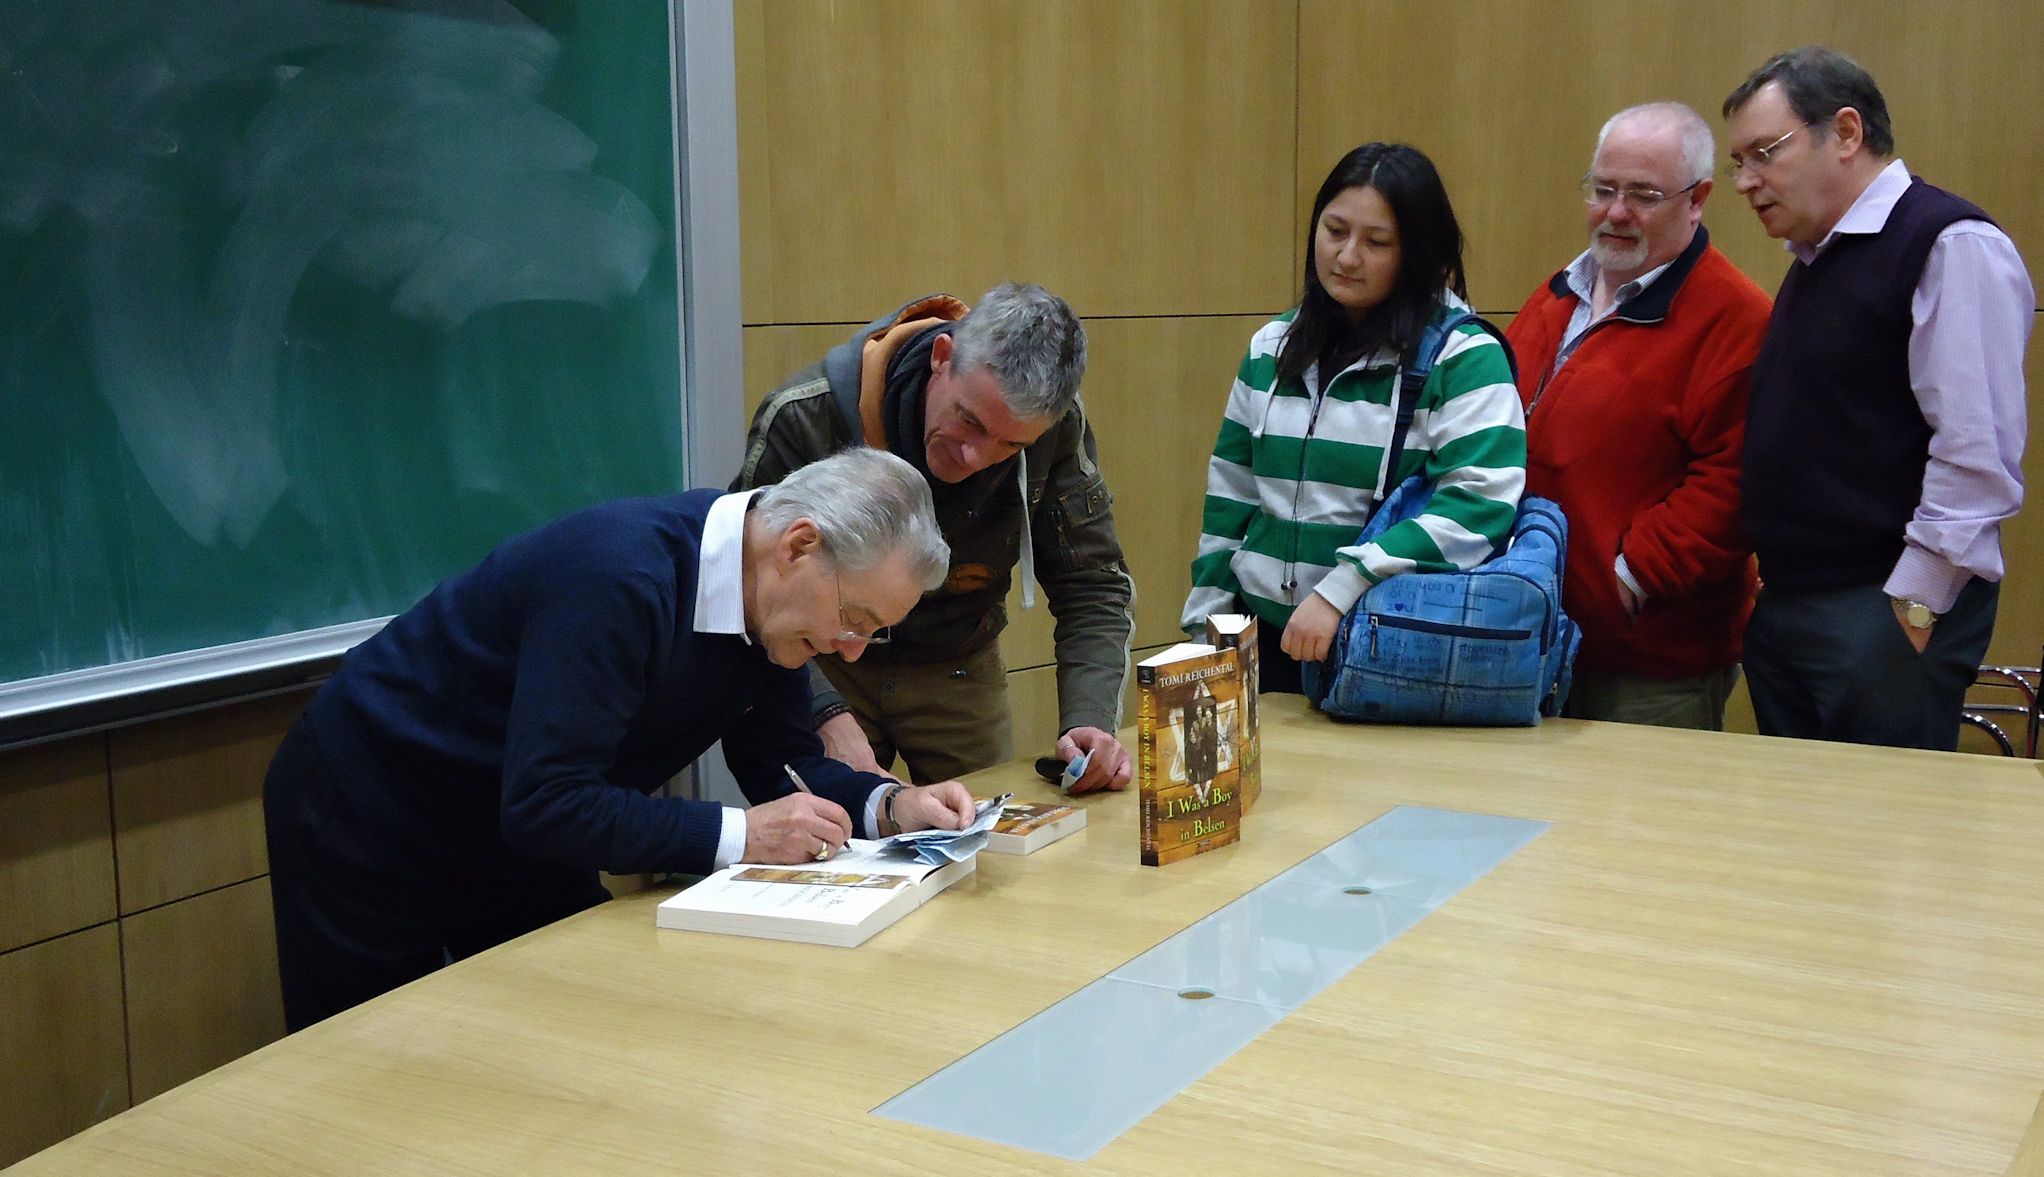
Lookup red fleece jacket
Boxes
[1507,233,1772,677]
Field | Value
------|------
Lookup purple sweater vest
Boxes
[1741,178,1995,591]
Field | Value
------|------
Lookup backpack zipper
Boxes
[1368,612,1534,658]
[1363,560,1557,656]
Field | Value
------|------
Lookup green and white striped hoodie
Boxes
[1182,292,1526,632]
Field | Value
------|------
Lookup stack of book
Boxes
[655,841,973,948]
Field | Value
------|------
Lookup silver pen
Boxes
[783,765,836,861]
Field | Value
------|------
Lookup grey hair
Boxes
[1724,46,1894,157]
[949,282,1088,420]
[1595,102,1716,187]
[754,448,950,590]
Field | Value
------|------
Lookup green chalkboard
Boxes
[0,0,686,702]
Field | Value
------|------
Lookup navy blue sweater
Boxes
[300,490,885,877]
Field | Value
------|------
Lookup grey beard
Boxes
[1590,230,1649,273]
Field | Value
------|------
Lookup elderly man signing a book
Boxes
[262,448,978,1031]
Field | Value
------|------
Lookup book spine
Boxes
[1138,664,1159,866]
[1209,621,1261,815]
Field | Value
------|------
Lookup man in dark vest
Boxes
[1724,47,2031,750]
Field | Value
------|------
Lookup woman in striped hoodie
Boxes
[1182,142,1526,693]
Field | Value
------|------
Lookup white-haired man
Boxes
[263,448,975,1030]
[1505,102,1773,728]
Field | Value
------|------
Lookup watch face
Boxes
[1905,601,1933,628]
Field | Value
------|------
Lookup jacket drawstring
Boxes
[1017,452,1038,609]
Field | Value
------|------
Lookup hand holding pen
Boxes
[741,765,853,864]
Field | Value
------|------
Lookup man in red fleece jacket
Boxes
[1507,102,1773,729]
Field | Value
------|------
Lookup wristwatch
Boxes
[1893,598,1937,629]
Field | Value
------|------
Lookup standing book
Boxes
[1136,641,1246,866]
[655,841,974,947]
[981,800,1087,855]
[1203,613,1261,813]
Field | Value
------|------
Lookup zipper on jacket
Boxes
[1526,362,1558,418]
[1528,302,1667,417]
[1281,374,1332,597]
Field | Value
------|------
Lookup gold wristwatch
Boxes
[1893,598,1937,629]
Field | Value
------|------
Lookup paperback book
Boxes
[1203,613,1261,813]
[1137,640,1247,866]
[655,841,974,947]
[981,799,1087,855]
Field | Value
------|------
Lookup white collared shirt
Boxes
[694,490,889,861]
[693,490,755,641]
[696,491,756,868]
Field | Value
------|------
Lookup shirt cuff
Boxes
[1884,544,1972,615]
[713,806,747,869]
[862,786,888,840]
[1614,555,1646,608]
[1312,564,1373,615]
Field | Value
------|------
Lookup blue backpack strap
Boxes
[1374,311,1517,506]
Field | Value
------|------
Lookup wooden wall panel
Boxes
[735,0,1298,324]
[0,926,128,1168]
[110,690,310,914]
[746,1,2043,750]
[121,878,286,1104]
[1004,645,1173,758]
[0,736,114,953]
[1298,0,2043,314]
[741,323,852,425]
[1000,314,1277,673]
[1004,664,1060,763]
[1987,325,2044,669]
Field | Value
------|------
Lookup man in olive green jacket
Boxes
[736,283,1134,792]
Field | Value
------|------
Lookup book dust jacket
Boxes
[1137,644,1245,866]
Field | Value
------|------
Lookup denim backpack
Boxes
[1311,313,1580,725]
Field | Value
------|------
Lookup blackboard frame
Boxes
[0,0,744,751]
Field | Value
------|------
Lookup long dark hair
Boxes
[1276,143,1468,389]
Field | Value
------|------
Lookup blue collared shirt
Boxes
[1554,250,1679,376]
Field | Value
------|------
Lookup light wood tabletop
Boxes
[12,697,2044,1175]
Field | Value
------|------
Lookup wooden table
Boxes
[13,698,2044,1175]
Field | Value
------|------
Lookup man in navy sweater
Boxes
[1725,47,2030,750]
[263,448,975,1029]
